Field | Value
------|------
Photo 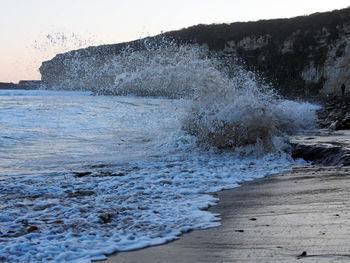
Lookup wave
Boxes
[43,38,319,151]
[182,66,319,152]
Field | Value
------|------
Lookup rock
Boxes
[317,97,350,130]
[298,251,307,258]
[291,143,350,166]
[296,251,312,259]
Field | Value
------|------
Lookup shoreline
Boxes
[103,165,350,262]
[102,131,350,262]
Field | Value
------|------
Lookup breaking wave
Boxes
[182,68,319,152]
[42,39,319,151]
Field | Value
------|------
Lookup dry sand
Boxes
[102,131,350,263]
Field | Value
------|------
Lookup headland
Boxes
[0,80,42,90]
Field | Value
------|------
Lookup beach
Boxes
[104,131,350,263]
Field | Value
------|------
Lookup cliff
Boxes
[0,82,17,90]
[0,81,42,90]
[40,7,350,96]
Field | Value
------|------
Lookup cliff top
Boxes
[45,6,350,62]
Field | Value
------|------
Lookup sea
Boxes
[0,41,320,262]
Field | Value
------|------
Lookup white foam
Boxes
[182,68,319,151]
[0,146,300,262]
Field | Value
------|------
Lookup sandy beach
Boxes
[103,131,350,263]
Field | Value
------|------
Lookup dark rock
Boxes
[317,97,350,130]
[298,251,307,257]
[292,143,350,166]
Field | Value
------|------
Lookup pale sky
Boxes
[1,0,349,83]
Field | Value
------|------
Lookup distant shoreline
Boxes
[0,80,42,90]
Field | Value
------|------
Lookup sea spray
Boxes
[41,38,218,98]
[182,64,319,152]
[41,38,319,152]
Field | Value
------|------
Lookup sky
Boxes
[1,0,349,83]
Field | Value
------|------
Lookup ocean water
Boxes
[0,41,320,262]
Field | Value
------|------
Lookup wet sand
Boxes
[103,131,350,263]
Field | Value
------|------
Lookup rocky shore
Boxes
[291,130,350,166]
[317,96,350,130]
[288,95,350,166]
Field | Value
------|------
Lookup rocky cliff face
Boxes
[322,26,350,95]
[228,26,350,95]
[40,7,350,96]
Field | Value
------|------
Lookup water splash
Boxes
[40,38,319,151]
[33,31,96,55]
[182,65,319,152]
[41,38,218,98]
